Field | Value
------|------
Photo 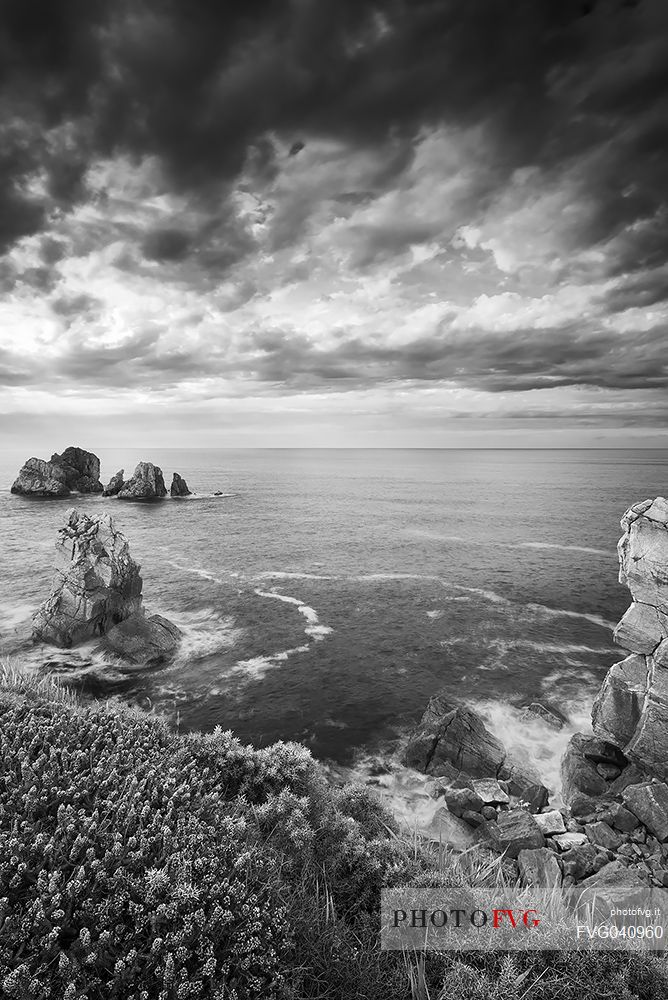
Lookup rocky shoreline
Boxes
[404,496,668,889]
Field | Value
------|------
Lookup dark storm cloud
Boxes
[2,0,667,264]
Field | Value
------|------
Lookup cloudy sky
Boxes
[1,0,667,449]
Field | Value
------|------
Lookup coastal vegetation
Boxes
[1,665,667,1000]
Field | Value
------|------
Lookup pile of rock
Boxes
[405,496,668,890]
[103,463,192,501]
[11,447,103,497]
[33,509,181,666]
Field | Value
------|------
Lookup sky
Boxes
[1,0,668,450]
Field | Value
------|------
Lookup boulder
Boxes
[560,734,613,805]
[583,821,623,851]
[405,694,548,810]
[32,510,143,646]
[11,457,69,497]
[520,703,565,730]
[425,807,477,850]
[614,602,668,655]
[518,848,562,887]
[51,447,103,493]
[534,810,566,836]
[478,809,545,858]
[443,786,484,817]
[579,860,646,889]
[103,469,125,497]
[171,473,191,497]
[552,832,589,851]
[560,843,597,880]
[472,778,510,805]
[117,462,167,501]
[104,613,182,666]
[622,782,668,841]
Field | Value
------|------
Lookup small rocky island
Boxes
[33,509,181,665]
[405,496,668,889]
[11,446,192,501]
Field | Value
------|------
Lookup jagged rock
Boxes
[117,462,167,501]
[534,810,566,836]
[606,803,639,833]
[477,809,545,858]
[561,734,614,805]
[103,469,125,497]
[520,702,565,730]
[11,457,69,497]
[518,847,562,887]
[405,694,548,810]
[443,787,484,817]
[32,510,143,646]
[51,447,103,493]
[592,654,646,748]
[425,807,477,850]
[583,821,623,851]
[579,859,646,889]
[473,778,510,805]
[171,473,191,497]
[552,832,589,851]
[104,613,182,665]
[560,843,597,879]
[622,782,668,841]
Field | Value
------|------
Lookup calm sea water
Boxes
[1,448,667,813]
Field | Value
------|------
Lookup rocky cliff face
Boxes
[51,447,103,493]
[592,497,668,776]
[32,510,143,646]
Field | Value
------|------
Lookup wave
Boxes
[525,602,615,631]
[168,561,226,586]
[255,571,337,581]
[520,542,614,557]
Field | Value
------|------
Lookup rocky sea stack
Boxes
[33,509,181,664]
[11,446,103,497]
[405,496,668,889]
[170,472,191,497]
[117,462,167,501]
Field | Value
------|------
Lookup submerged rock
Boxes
[11,457,69,497]
[117,462,167,501]
[103,469,125,496]
[104,613,182,665]
[32,510,143,646]
[171,473,191,497]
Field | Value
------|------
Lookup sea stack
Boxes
[32,509,143,646]
[170,473,191,497]
[11,446,103,496]
[33,509,181,664]
[117,462,167,501]
[103,469,125,496]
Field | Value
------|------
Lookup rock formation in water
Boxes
[103,469,125,496]
[50,447,103,493]
[33,509,181,664]
[592,497,668,774]
[170,473,191,497]
[11,446,103,496]
[32,510,143,646]
[11,458,70,497]
[117,462,168,501]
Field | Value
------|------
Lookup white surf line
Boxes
[520,541,614,557]
[168,560,226,586]
[253,588,333,640]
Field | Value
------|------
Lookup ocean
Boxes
[1,447,667,824]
